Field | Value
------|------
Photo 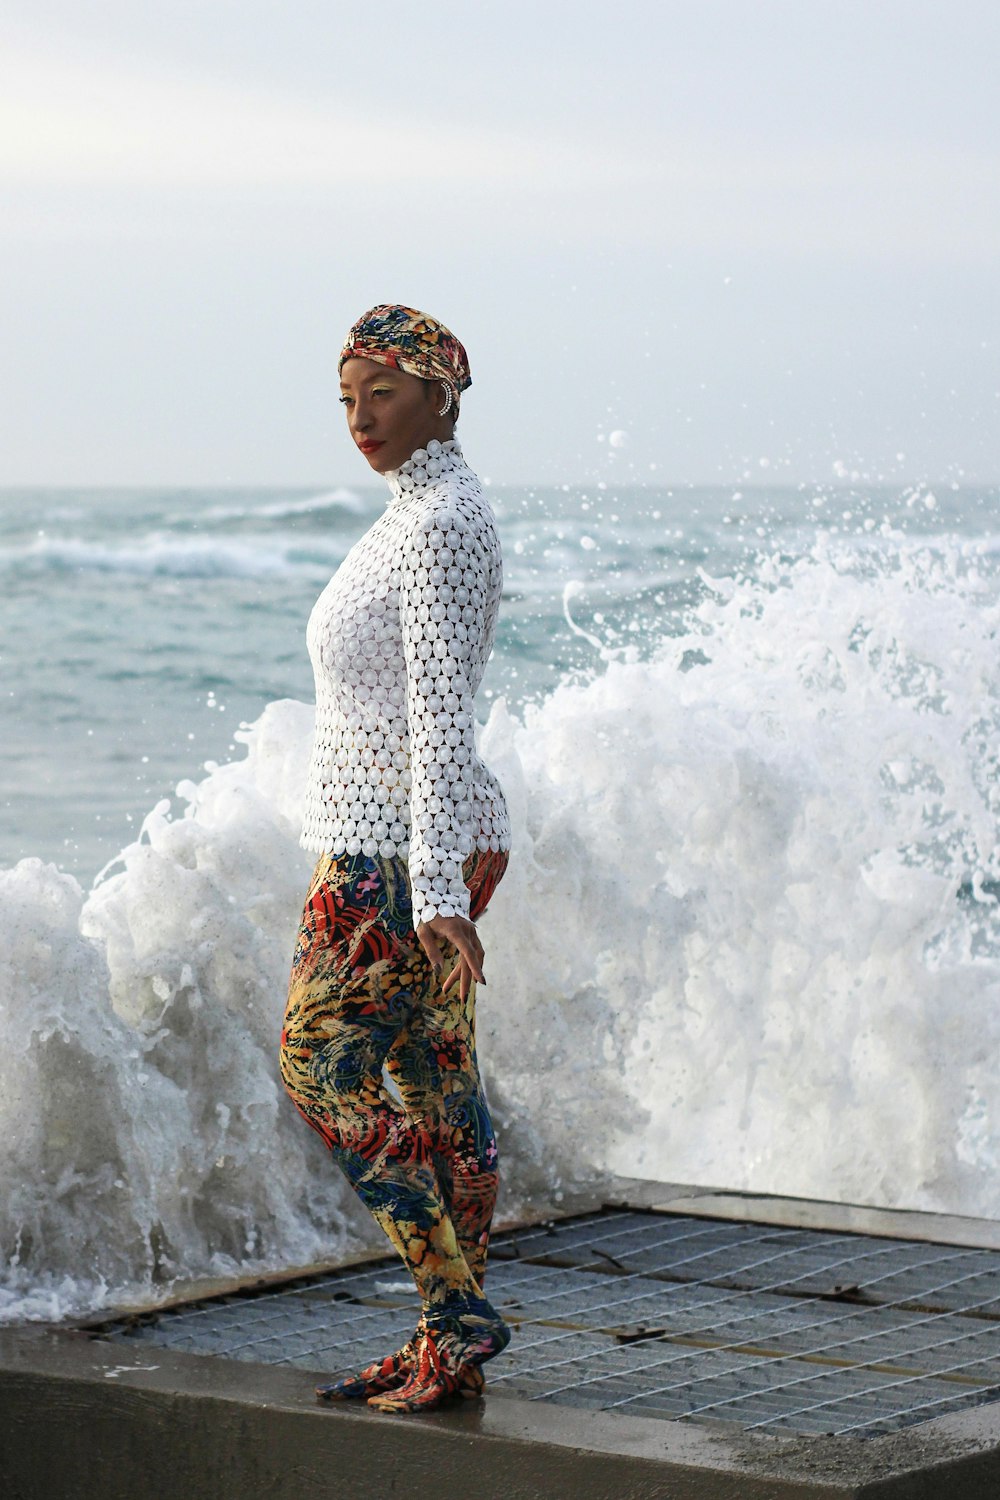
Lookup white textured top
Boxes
[300,437,511,924]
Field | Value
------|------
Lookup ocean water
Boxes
[1,476,999,1323]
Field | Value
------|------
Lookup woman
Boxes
[279,304,512,1414]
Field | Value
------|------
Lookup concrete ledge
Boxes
[3,1324,1000,1499]
[603,1177,1000,1252]
[7,1185,1000,1498]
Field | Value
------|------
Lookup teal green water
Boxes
[1,479,997,882]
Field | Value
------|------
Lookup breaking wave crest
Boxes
[2,531,998,1322]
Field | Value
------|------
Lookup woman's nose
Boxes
[351,397,372,432]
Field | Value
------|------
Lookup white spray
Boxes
[1,531,998,1322]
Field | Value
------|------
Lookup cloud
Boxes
[0,35,642,191]
[1,28,997,266]
[627,140,1000,261]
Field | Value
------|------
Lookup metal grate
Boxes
[95,1208,1000,1438]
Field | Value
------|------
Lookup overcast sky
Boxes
[1,0,997,487]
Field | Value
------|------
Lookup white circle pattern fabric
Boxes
[300,438,511,924]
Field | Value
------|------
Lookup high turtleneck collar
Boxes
[384,437,465,504]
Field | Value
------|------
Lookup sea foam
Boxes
[2,530,998,1322]
[0,534,341,580]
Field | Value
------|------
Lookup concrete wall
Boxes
[3,1325,1000,1500]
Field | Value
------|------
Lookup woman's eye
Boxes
[338,395,352,405]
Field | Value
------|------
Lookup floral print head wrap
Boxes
[339,304,472,415]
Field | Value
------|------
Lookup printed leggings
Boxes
[279,846,508,1307]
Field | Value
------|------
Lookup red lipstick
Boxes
[358,440,384,455]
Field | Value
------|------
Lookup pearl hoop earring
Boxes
[437,383,453,417]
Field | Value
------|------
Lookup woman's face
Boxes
[339,356,453,473]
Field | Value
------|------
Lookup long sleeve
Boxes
[300,437,509,888]
[399,510,489,925]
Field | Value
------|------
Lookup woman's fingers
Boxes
[453,939,485,985]
[441,961,482,999]
[441,964,462,996]
[424,915,485,984]
[418,916,486,1000]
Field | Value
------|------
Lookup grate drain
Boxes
[93,1208,1000,1438]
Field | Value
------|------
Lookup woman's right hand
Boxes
[416,913,486,1001]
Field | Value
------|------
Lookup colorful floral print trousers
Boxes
[279,846,508,1307]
